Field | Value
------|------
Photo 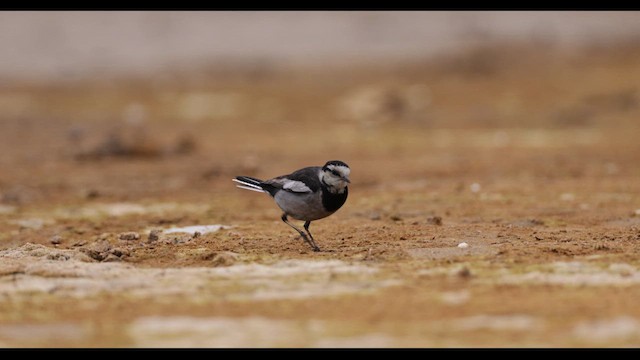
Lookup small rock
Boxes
[71,240,87,247]
[390,215,403,222]
[192,231,201,239]
[50,235,63,245]
[172,237,185,245]
[46,253,70,261]
[198,250,218,261]
[211,252,239,267]
[529,219,545,226]
[369,212,382,221]
[458,242,469,249]
[109,248,129,257]
[470,183,481,193]
[74,252,96,263]
[633,209,640,217]
[119,232,140,241]
[81,248,106,261]
[148,229,162,242]
[102,254,122,262]
[82,241,112,261]
[85,189,100,199]
[457,267,472,278]
[97,233,111,241]
[427,216,443,226]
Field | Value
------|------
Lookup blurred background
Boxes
[2,11,640,347]
[2,10,639,207]
[2,11,640,80]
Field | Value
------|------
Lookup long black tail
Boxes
[232,176,266,193]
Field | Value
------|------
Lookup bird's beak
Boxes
[343,177,351,183]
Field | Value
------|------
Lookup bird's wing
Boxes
[282,179,313,193]
[265,177,312,193]
[265,167,321,194]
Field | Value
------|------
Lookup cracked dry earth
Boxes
[2,44,640,347]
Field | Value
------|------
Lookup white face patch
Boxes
[322,165,350,193]
[326,165,351,179]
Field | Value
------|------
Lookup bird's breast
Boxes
[321,186,348,213]
[274,191,329,221]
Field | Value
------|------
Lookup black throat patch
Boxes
[321,183,348,213]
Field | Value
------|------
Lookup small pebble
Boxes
[46,253,70,261]
[71,240,87,247]
[369,212,382,221]
[110,248,129,257]
[634,209,640,217]
[85,189,100,199]
[119,232,140,241]
[458,242,469,249]
[102,254,122,262]
[81,248,105,261]
[50,235,63,245]
[211,251,239,267]
[457,267,472,278]
[97,233,111,241]
[148,229,162,242]
[470,183,481,193]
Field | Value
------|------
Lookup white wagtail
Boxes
[232,160,351,252]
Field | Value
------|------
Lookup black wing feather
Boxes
[275,166,321,193]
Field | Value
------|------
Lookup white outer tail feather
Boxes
[232,178,267,193]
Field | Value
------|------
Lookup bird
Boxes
[232,160,351,252]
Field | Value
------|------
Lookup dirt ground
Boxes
[1,42,640,348]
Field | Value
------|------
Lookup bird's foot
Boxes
[298,232,321,252]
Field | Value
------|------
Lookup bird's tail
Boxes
[232,176,267,193]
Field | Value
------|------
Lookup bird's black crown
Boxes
[323,160,349,170]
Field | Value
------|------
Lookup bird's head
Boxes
[321,160,351,192]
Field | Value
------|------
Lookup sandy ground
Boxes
[1,43,640,347]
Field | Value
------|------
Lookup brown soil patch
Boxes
[1,44,640,347]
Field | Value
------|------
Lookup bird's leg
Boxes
[281,214,320,252]
[303,221,321,252]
